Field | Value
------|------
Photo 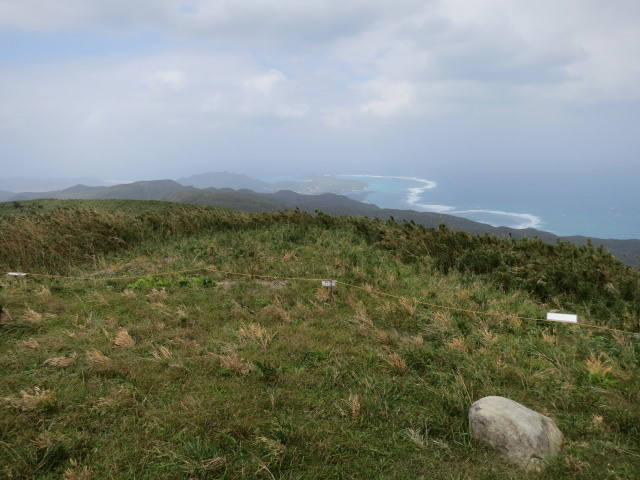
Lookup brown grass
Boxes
[114,329,135,348]
[86,350,112,366]
[282,250,297,262]
[431,310,453,330]
[238,323,275,349]
[43,352,78,368]
[406,428,428,448]
[445,337,467,352]
[259,304,290,323]
[383,351,408,372]
[2,387,56,411]
[340,393,361,419]
[35,285,51,298]
[314,287,331,303]
[257,436,286,458]
[147,288,168,303]
[22,308,43,324]
[398,297,417,316]
[585,353,612,378]
[478,325,497,344]
[216,352,254,375]
[152,345,173,360]
[93,385,135,410]
[21,338,40,349]
[63,459,91,480]
[350,300,373,328]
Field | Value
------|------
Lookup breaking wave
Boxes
[340,174,542,230]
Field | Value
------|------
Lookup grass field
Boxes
[1,201,639,479]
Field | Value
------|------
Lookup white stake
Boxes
[546,312,578,323]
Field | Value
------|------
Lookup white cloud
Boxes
[360,81,414,117]
[243,69,285,94]
[149,70,187,91]
[0,1,638,178]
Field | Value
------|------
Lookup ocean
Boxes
[336,174,639,240]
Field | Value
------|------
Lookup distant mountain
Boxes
[176,171,367,196]
[0,191,14,202]
[5,179,639,267]
[10,180,186,201]
[177,172,272,192]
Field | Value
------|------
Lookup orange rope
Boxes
[7,265,638,336]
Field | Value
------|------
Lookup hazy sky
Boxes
[1,1,639,181]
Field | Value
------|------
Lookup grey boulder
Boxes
[469,396,563,471]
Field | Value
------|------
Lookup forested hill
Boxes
[4,179,639,267]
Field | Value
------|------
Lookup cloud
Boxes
[244,69,285,94]
[360,81,414,117]
[0,1,638,179]
[149,70,187,91]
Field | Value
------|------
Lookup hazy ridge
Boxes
[3,178,639,267]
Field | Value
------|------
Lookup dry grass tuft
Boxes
[230,300,250,319]
[406,427,428,448]
[147,288,168,303]
[432,311,452,330]
[592,414,604,428]
[21,338,40,349]
[216,352,254,375]
[378,301,394,316]
[35,285,51,298]
[386,272,396,286]
[86,350,111,366]
[314,287,330,303]
[121,289,137,298]
[383,351,407,372]
[63,459,91,480]
[32,431,56,449]
[43,352,78,368]
[542,332,556,345]
[259,304,290,323]
[114,329,135,348]
[2,387,56,411]
[93,385,135,410]
[478,325,497,344]
[282,250,297,262]
[152,345,173,360]
[585,353,612,378]
[350,300,373,328]
[338,393,361,419]
[257,436,286,458]
[199,456,226,472]
[239,323,275,349]
[375,329,390,344]
[398,297,417,316]
[445,337,467,352]
[22,308,43,324]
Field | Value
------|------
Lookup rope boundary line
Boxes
[5,266,639,337]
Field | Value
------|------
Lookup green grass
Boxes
[0,201,639,479]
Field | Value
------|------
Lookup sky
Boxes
[0,1,639,184]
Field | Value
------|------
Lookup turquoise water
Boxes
[337,174,639,239]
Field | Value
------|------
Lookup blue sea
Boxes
[336,174,639,240]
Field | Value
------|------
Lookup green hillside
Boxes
[1,200,639,478]
[5,180,640,267]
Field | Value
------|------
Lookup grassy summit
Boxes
[0,200,639,478]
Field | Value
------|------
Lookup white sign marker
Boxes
[6,272,27,277]
[321,280,337,287]
[546,312,578,323]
